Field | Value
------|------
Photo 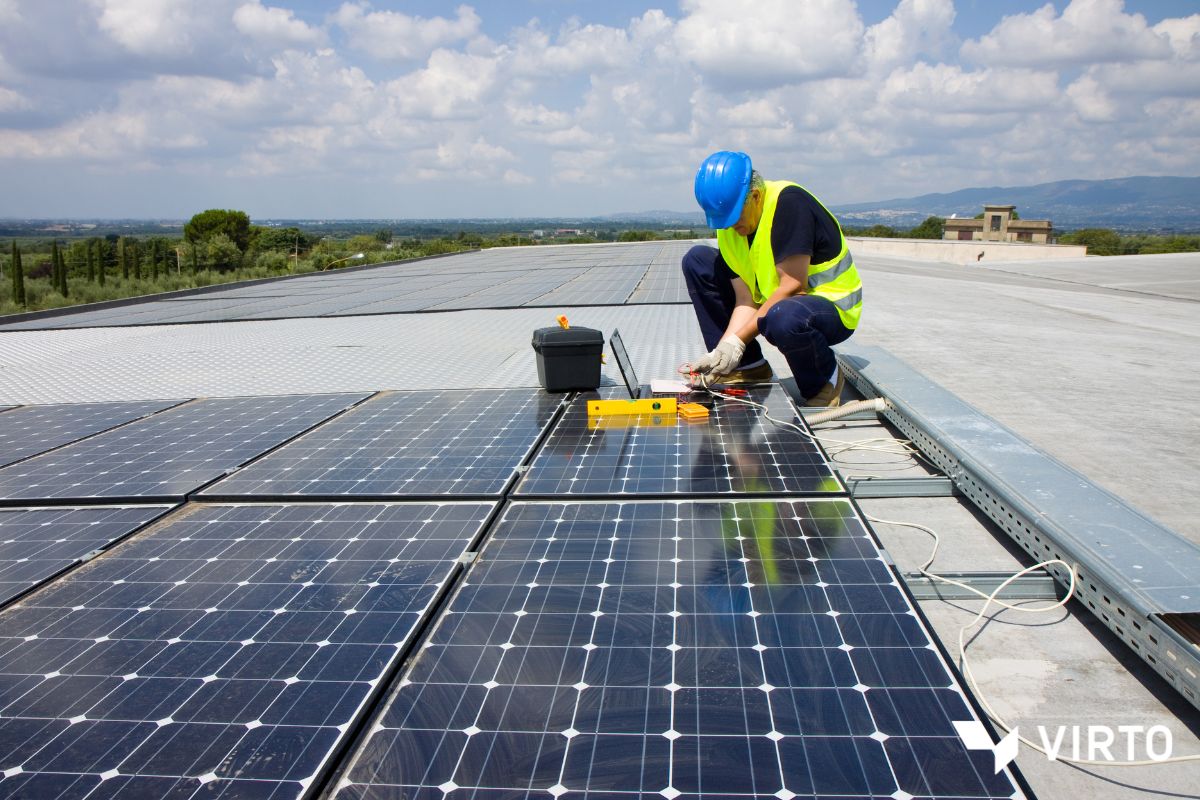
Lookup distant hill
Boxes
[602,209,706,225]
[832,176,1200,232]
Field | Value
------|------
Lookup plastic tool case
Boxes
[531,326,603,392]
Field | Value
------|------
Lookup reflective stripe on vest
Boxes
[807,249,854,288]
[717,180,862,329]
[831,287,863,312]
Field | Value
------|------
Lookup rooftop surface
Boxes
[0,241,1196,798]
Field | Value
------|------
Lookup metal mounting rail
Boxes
[837,344,1200,711]
[900,569,1061,602]
[843,475,957,498]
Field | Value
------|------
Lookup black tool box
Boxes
[531,326,603,391]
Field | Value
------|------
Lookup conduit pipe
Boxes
[804,397,887,425]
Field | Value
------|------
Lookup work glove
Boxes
[690,335,746,380]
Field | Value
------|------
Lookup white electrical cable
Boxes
[866,514,1200,767]
[704,388,933,467]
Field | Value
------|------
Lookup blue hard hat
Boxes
[694,151,752,229]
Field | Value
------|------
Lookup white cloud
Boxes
[332,2,480,61]
[509,19,634,75]
[1066,74,1118,122]
[0,0,1197,216]
[233,2,323,47]
[386,48,498,120]
[674,0,864,87]
[92,0,234,58]
[863,0,956,72]
[0,107,204,160]
[961,0,1172,68]
[1154,14,1200,58]
[879,63,1059,114]
[507,102,572,130]
[719,98,791,131]
[0,84,29,111]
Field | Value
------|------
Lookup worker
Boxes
[681,151,863,407]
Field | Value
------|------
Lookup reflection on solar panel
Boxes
[0,400,184,468]
[203,390,563,500]
[0,501,493,798]
[0,505,173,607]
[337,500,1022,800]
[0,394,369,503]
[517,386,842,497]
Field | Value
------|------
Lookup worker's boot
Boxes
[719,362,774,386]
[804,371,845,407]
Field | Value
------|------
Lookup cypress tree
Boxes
[86,241,96,282]
[117,237,128,280]
[130,240,140,281]
[96,239,106,287]
[150,239,159,280]
[58,246,68,297]
[50,241,61,294]
[10,241,25,306]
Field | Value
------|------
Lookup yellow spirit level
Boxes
[586,398,678,416]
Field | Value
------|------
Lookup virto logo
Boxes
[953,720,1175,771]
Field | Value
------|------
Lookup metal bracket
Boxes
[900,570,1061,601]
[838,344,1200,710]
[845,475,957,498]
[456,551,479,566]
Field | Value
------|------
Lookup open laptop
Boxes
[610,329,692,399]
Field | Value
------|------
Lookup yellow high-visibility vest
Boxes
[717,180,863,329]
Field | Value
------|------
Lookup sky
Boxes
[0,0,1196,219]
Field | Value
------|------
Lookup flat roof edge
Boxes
[838,343,1200,710]
[837,343,1200,615]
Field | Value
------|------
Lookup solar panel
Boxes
[336,499,1024,800]
[0,505,173,608]
[0,501,493,798]
[0,400,184,468]
[517,385,842,497]
[202,390,563,500]
[0,393,370,504]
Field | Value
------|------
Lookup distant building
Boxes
[943,204,1053,243]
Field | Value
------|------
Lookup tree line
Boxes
[1055,228,1200,255]
[844,217,1199,254]
[1,209,475,314]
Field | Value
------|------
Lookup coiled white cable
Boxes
[866,514,1200,767]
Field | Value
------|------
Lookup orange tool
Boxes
[557,315,569,329]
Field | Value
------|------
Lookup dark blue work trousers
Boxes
[682,245,854,398]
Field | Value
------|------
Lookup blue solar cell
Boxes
[0,505,173,608]
[336,500,1024,799]
[0,401,184,468]
[516,386,842,497]
[202,390,561,499]
[0,393,369,503]
[0,501,493,798]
